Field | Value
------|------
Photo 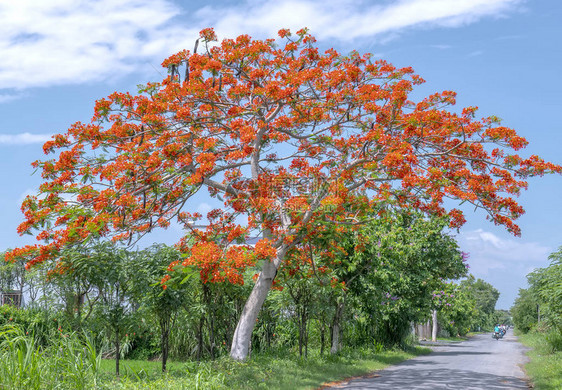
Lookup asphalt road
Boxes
[332,333,530,389]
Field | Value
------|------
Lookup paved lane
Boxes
[332,333,530,389]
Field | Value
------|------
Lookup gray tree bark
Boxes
[330,300,345,354]
[230,246,289,360]
[432,309,438,342]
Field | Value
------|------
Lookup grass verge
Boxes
[517,332,562,390]
[98,346,431,389]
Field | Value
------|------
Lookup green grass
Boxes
[97,346,431,389]
[518,332,562,390]
[0,324,431,389]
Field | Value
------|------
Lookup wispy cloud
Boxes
[0,0,198,90]
[0,0,523,91]
[0,92,26,103]
[468,50,484,57]
[198,0,523,41]
[458,229,552,308]
[0,132,53,145]
[459,229,551,275]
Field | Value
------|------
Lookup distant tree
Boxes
[302,211,468,349]
[127,244,191,372]
[0,251,25,291]
[512,288,539,333]
[461,276,500,330]
[528,248,562,329]
[495,309,513,327]
[436,282,477,336]
[67,241,133,376]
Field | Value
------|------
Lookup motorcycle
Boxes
[492,332,502,340]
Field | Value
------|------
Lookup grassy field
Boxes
[97,347,432,389]
[518,332,562,390]
[0,325,431,389]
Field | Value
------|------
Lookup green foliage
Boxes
[0,211,486,386]
[512,288,539,333]
[494,309,513,326]
[0,325,102,390]
[94,346,430,390]
[436,282,476,336]
[346,213,467,346]
[512,245,562,389]
[0,305,63,346]
[0,252,24,292]
[518,331,562,390]
[545,329,562,353]
[530,248,562,329]
[0,322,430,390]
[512,245,562,337]
[459,276,500,331]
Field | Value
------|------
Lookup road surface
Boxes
[331,333,530,389]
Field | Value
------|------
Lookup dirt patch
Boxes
[317,372,381,389]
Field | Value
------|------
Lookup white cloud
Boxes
[0,0,198,90]
[198,0,523,41]
[0,132,53,145]
[458,228,552,308]
[458,229,551,275]
[468,50,484,57]
[0,93,26,103]
[196,202,213,216]
[0,0,522,91]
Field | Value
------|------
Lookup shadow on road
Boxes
[336,367,530,389]
[428,350,492,357]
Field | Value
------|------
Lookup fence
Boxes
[0,290,23,307]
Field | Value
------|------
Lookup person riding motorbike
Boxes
[493,324,501,340]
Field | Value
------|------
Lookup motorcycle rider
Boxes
[493,324,501,340]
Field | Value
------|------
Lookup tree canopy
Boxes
[9,28,560,359]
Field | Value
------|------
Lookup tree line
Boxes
[511,246,562,352]
[2,211,503,376]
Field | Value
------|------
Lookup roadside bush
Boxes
[0,325,102,390]
[0,306,61,346]
[545,328,562,353]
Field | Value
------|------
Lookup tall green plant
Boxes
[0,325,102,389]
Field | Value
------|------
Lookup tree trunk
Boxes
[320,323,326,355]
[431,309,438,342]
[203,284,216,360]
[115,333,120,377]
[330,299,345,354]
[304,313,308,358]
[197,316,204,361]
[160,314,171,372]
[537,304,541,324]
[230,246,288,360]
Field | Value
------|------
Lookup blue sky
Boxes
[1,0,560,309]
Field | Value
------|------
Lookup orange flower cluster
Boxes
[181,241,255,284]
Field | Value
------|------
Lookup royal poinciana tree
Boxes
[9,28,560,360]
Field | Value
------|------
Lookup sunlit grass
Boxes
[98,346,431,390]
[0,325,430,390]
[518,332,562,390]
